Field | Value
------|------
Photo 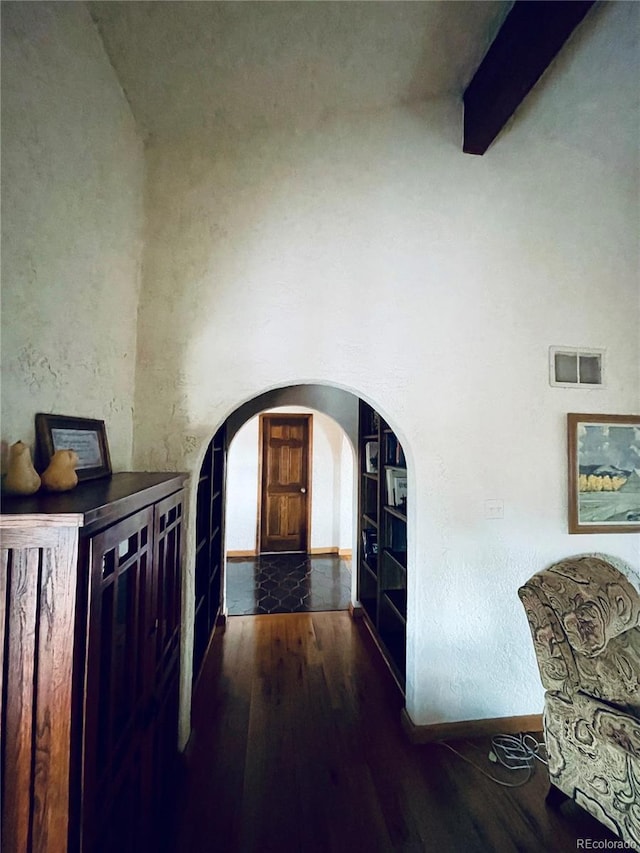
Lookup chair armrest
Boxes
[518,581,579,696]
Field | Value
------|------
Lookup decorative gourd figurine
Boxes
[4,440,41,495]
[41,449,79,492]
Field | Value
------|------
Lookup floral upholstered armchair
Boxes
[518,556,640,850]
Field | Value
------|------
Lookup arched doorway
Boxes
[191,383,409,697]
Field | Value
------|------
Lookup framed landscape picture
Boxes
[567,413,640,534]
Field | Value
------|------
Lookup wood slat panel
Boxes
[4,547,41,852]
[2,525,80,853]
[31,528,78,852]
[0,549,9,737]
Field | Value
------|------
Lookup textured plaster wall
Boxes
[132,1,639,735]
[226,407,354,554]
[1,2,144,469]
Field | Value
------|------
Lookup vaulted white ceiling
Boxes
[88,1,511,143]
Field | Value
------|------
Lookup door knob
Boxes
[300,487,307,493]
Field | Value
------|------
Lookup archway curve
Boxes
[192,382,415,608]
[184,381,414,747]
[192,380,414,477]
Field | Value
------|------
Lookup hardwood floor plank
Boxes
[174,611,624,853]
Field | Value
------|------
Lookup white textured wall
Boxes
[226,407,354,554]
[128,1,639,734]
[134,1,640,733]
[1,2,144,469]
[6,0,636,756]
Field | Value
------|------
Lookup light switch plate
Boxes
[485,500,504,519]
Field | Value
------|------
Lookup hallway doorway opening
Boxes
[225,405,354,616]
[191,383,410,697]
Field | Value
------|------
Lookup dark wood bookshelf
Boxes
[383,548,407,572]
[384,505,407,522]
[193,424,226,686]
[384,589,407,621]
[357,400,407,691]
[362,559,378,579]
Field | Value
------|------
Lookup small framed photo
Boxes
[567,413,640,534]
[365,441,379,473]
[35,413,112,482]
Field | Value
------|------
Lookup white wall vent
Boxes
[549,347,604,388]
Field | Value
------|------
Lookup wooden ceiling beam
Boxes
[463,0,595,155]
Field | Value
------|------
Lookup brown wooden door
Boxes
[259,414,311,553]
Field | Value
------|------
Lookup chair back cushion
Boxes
[519,556,640,709]
[540,556,640,657]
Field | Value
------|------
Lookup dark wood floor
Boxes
[174,611,620,853]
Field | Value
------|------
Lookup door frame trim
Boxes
[257,413,313,554]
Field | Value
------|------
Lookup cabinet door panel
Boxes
[83,506,154,849]
[154,492,183,679]
[93,737,149,853]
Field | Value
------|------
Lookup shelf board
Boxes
[383,548,407,572]
[212,489,222,501]
[360,611,406,695]
[361,596,377,622]
[362,472,378,481]
[195,536,208,555]
[362,558,378,580]
[379,630,406,680]
[198,474,210,485]
[383,505,407,522]
[362,513,378,528]
[211,525,221,541]
[382,589,407,623]
[362,433,378,441]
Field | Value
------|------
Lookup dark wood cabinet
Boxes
[358,402,407,690]
[1,472,186,853]
[193,426,226,684]
[1,514,82,853]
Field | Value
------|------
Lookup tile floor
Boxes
[225,553,352,615]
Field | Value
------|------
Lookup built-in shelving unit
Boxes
[194,424,226,683]
[358,401,407,690]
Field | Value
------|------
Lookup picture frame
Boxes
[35,413,112,482]
[362,528,378,563]
[385,466,407,510]
[567,413,640,534]
[365,441,379,473]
